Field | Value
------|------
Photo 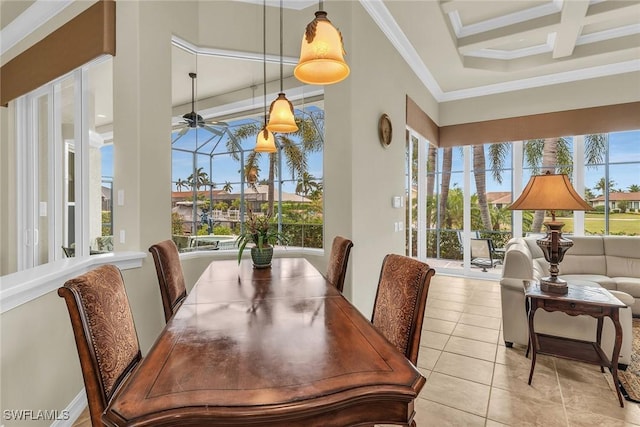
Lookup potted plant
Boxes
[236,209,288,268]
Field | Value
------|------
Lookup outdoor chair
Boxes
[149,239,188,322]
[371,254,435,364]
[325,236,354,293]
[470,238,500,272]
[58,265,142,427]
[458,230,503,263]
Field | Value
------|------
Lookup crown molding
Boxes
[0,0,74,56]
[360,0,640,103]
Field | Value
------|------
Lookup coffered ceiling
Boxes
[366,0,640,101]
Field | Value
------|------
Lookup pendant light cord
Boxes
[263,0,267,127]
[279,0,283,92]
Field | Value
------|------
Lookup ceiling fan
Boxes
[173,72,228,140]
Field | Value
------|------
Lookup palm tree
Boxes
[230,112,323,215]
[438,147,453,228]
[175,178,188,191]
[296,172,319,197]
[483,134,606,232]
[584,187,596,201]
[222,181,233,193]
[629,184,640,192]
[187,167,210,190]
[595,177,616,196]
[472,145,492,231]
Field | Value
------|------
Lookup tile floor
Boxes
[73,274,640,426]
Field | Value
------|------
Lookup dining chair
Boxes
[58,265,142,427]
[325,236,354,293]
[371,254,435,365]
[149,239,188,322]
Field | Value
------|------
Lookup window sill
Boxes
[0,251,146,313]
[179,246,325,261]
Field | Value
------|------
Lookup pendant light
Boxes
[294,0,350,85]
[267,0,298,133]
[255,0,277,153]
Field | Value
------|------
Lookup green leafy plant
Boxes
[236,209,288,263]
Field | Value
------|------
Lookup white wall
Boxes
[324,2,439,314]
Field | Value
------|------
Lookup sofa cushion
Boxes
[559,274,617,290]
[614,277,640,298]
[558,236,607,275]
[604,237,640,278]
[525,236,608,278]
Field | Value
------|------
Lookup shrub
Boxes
[213,225,233,235]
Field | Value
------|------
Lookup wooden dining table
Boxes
[103,257,426,427]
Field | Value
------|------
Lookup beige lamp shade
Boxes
[267,93,298,133]
[294,11,350,85]
[255,127,277,153]
[509,173,593,212]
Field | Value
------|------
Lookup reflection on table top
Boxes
[103,258,425,427]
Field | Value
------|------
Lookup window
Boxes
[170,41,325,253]
[171,105,325,253]
[15,58,113,269]
[408,130,640,276]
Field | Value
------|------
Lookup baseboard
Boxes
[51,389,87,427]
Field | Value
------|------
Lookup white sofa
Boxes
[500,235,640,366]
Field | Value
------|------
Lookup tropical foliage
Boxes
[235,210,288,263]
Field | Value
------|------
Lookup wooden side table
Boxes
[524,281,626,407]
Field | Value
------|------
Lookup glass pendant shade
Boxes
[294,11,350,85]
[255,127,277,153]
[267,93,298,133]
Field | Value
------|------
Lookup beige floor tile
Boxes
[422,317,457,335]
[559,369,640,425]
[425,307,463,323]
[427,291,474,303]
[485,420,510,427]
[421,371,491,417]
[452,322,500,344]
[492,358,562,402]
[458,312,501,330]
[487,387,568,427]
[444,336,498,362]
[413,398,486,427]
[495,344,529,366]
[421,330,451,350]
[417,346,441,371]
[566,408,640,427]
[466,295,502,308]
[464,304,502,318]
[433,351,494,385]
[427,298,466,313]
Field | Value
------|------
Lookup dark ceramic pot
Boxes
[250,246,273,268]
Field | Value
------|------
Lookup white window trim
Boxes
[0,252,146,314]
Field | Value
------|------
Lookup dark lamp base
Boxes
[540,277,568,295]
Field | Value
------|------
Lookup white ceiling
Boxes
[2,0,639,121]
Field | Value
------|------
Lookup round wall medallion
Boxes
[378,113,392,147]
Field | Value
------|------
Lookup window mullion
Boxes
[416,132,426,260]
[15,97,29,270]
[75,69,89,256]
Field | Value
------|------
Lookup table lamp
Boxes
[508,171,593,294]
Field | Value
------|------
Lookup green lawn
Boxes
[555,213,640,235]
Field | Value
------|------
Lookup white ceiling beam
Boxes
[584,1,640,26]
[457,14,560,54]
[552,0,589,58]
